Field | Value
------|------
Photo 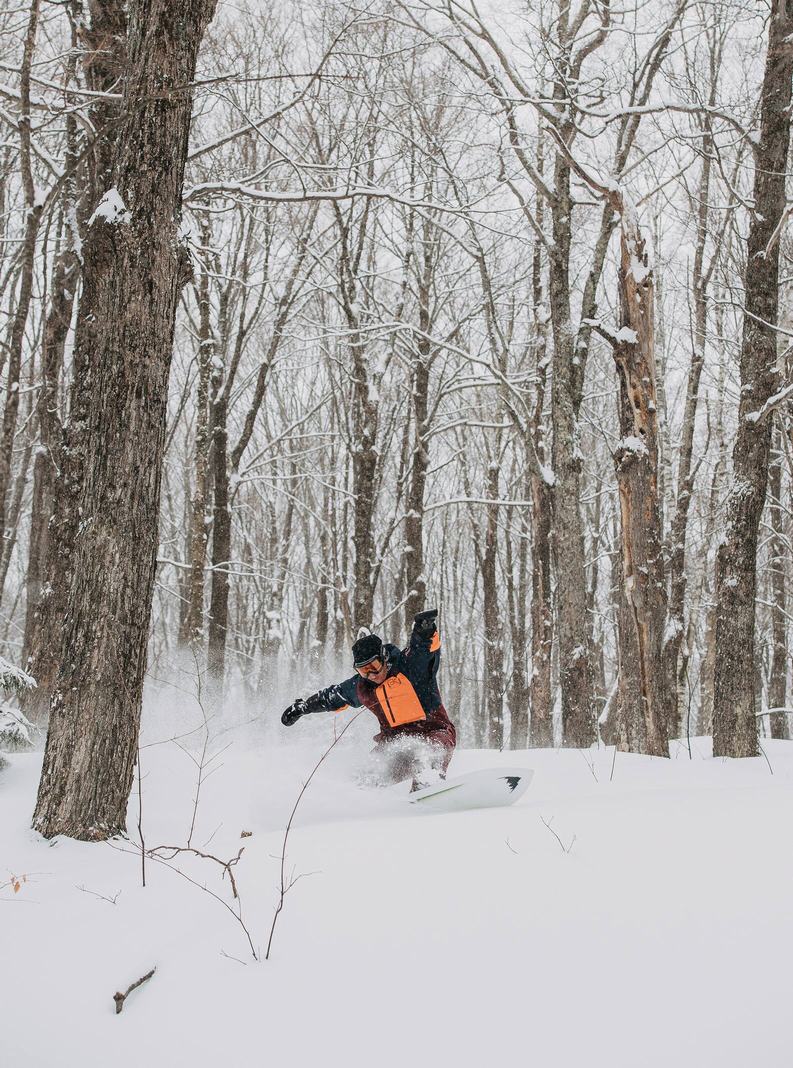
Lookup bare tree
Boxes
[0,1,43,599]
[712,0,793,758]
[22,0,129,723]
[34,0,218,839]
[765,425,788,738]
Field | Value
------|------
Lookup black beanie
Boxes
[352,633,383,666]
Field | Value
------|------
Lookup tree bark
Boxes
[699,341,729,737]
[402,248,432,630]
[21,246,75,709]
[33,0,218,840]
[180,247,214,647]
[482,462,504,748]
[609,198,669,757]
[207,389,230,697]
[530,465,553,748]
[528,298,553,748]
[504,495,530,749]
[662,64,722,741]
[0,0,43,593]
[348,324,379,630]
[712,1,793,758]
[549,151,596,748]
[766,425,788,738]
[21,1,127,723]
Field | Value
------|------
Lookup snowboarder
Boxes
[281,609,456,790]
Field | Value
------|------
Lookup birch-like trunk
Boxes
[766,427,788,739]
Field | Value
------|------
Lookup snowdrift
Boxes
[2,710,791,1068]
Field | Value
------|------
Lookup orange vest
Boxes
[376,672,427,727]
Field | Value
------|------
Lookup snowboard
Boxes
[407,767,533,813]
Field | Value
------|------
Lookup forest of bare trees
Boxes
[2,0,793,838]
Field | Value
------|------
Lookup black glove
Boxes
[281,699,307,726]
[281,693,323,726]
[413,609,438,637]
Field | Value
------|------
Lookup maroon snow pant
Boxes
[373,720,456,790]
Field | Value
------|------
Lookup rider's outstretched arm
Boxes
[281,676,359,726]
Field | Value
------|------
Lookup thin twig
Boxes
[148,844,244,899]
[758,742,774,776]
[187,647,213,849]
[220,949,249,966]
[580,750,598,782]
[137,743,145,888]
[76,884,121,905]
[539,814,576,854]
[265,713,362,961]
[110,842,257,960]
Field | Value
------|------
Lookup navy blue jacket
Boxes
[310,625,454,741]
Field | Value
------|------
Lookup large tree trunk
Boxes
[712,1,793,759]
[21,2,127,723]
[554,127,671,755]
[33,0,218,840]
[609,199,669,757]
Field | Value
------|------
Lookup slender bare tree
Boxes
[712,0,793,759]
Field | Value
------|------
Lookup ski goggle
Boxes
[355,656,384,678]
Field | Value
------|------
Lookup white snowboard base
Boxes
[407,767,533,813]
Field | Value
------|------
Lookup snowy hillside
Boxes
[3,708,792,1068]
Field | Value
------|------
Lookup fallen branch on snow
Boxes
[113,967,155,1014]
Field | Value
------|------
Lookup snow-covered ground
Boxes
[3,705,792,1068]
